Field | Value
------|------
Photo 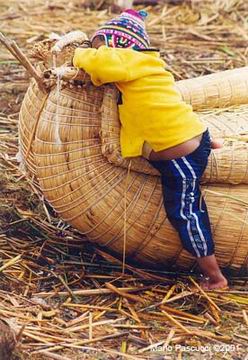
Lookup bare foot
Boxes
[201,274,228,290]
[197,255,228,290]
[211,138,224,149]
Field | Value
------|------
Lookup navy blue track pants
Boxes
[149,130,214,258]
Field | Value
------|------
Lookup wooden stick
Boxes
[204,312,218,326]
[105,282,146,304]
[36,286,149,298]
[88,312,93,341]
[0,32,23,64]
[161,310,192,334]
[161,304,206,323]
[0,32,44,88]
[10,41,43,83]
[0,254,22,273]
[37,352,71,360]
[163,328,176,350]
[242,310,248,326]
[139,290,193,312]
[189,277,221,312]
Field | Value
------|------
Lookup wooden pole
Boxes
[0,32,45,90]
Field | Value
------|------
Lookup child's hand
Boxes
[211,138,224,149]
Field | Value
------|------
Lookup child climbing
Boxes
[72,9,228,290]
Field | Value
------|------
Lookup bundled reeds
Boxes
[1,1,248,358]
[17,53,248,270]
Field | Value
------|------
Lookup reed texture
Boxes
[19,70,248,270]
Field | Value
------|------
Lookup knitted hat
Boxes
[91,9,150,50]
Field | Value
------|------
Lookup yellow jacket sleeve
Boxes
[73,46,165,86]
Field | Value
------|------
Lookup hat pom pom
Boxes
[123,9,148,21]
[138,10,148,20]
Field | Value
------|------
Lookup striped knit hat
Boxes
[91,9,150,50]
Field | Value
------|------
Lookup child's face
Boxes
[92,36,106,49]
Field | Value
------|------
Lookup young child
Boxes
[73,9,228,290]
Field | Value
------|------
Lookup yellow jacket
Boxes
[73,46,205,158]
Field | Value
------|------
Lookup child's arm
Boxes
[73,46,128,85]
[73,46,165,86]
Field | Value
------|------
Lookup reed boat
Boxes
[18,41,248,271]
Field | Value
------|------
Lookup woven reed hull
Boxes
[176,66,248,111]
[19,82,248,271]
[19,82,48,178]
